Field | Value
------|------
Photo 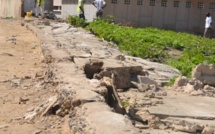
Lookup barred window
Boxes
[161,0,167,7]
[197,2,203,9]
[124,0,130,4]
[111,0,117,4]
[186,2,192,8]
[210,3,215,9]
[150,0,155,6]
[174,1,179,7]
[137,0,143,5]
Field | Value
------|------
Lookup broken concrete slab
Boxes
[26,21,186,133]
[73,89,105,103]
[77,102,138,134]
[95,66,144,89]
[149,90,215,119]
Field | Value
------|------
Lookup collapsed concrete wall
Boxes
[0,0,22,18]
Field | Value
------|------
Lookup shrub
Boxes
[67,15,88,27]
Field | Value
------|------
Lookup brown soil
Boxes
[0,19,71,134]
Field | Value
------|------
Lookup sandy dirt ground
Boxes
[0,19,71,134]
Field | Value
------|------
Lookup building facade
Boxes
[61,0,97,21]
[104,0,215,34]
[24,0,53,15]
[61,0,215,34]
[53,0,62,17]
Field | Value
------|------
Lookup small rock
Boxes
[0,125,9,129]
[116,89,124,92]
[135,122,149,129]
[202,127,214,134]
[190,90,204,96]
[21,22,25,26]
[34,130,42,134]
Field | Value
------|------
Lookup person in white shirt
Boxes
[204,13,212,37]
[92,0,106,18]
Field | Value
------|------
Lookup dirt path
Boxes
[0,19,70,134]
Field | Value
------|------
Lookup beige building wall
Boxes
[54,0,62,6]
[62,0,97,21]
[0,0,22,18]
[62,0,215,34]
[104,0,215,34]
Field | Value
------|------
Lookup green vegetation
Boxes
[67,16,215,77]
[67,15,88,27]
[122,101,130,107]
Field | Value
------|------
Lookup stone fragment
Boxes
[183,83,195,94]
[97,66,143,89]
[138,76,157,86]
[192,64,215,86]
[134,121,149,129]
[0,125,9,129]
[89,79,101,88]
[131,81,150,92]
[188,79,204,90]
[84,60,103,79]
[91,86,107,96]
[173,76,189,87]
[114,55,125,61]
[202,127,214,134]
[116,89,124,92]
[190,90,204,96]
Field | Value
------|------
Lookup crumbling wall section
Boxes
[0,0,22,18]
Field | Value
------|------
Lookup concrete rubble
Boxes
[22,18,215,134]
[173,64,215,97]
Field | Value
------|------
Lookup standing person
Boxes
[77,0,85,20]
[92,0,106,18]
[204,12,212,37]
[35,0,45,17]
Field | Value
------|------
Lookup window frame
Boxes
[173,0,179,7]
[161,0,167,7]
[210,3,215,9]
[137,0,143,5]
[111,0,117,4]
[186,1,192,8]
[150,0,155,6]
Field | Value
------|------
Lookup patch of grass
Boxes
[67,15,88,27]
[85,18,215,77]
[122,101,130,107]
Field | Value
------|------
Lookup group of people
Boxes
[34,0,106,19]
[77,0,106,20]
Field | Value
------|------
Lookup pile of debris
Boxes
[173,64,215,97]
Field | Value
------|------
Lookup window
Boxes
[53,6,62,11]
[161,0,167,7]
[197,2,203,9]
[210,3,215,9]
[186,2,192,8]
[150,0,155,6]
[174,1,179,7]
[137,0,143,5]
[111,0,117,4]
[124,0,130,4]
